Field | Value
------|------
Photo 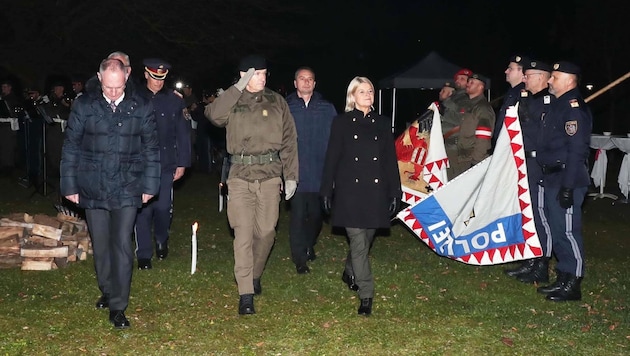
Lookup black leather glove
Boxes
[388,197,400,216]
[322,196,332,215]
[558,187,573,209]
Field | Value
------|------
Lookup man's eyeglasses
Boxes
[524,73,544,79]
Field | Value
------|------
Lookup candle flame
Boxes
[192,222,199,233]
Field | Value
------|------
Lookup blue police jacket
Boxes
[141,87,191,172]
[536,88,592,188]
[518,87,554,152]
[286,91,336,193]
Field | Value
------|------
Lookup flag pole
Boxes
[585,71,630,103]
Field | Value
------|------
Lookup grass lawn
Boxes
[0,171,628,355]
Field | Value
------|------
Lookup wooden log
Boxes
[27,236,61,247]
[33,214,62,229]
[0,235,19,247]
[78,238,90,252]
[21,258,54,271]
[0,245,20,254]
[67,246,77,262]
[78,248,87,261]
[21,246,69,258]
[59,240,79,248]
[54,257,68,268]
[0,219,34,229]
[0,226,26,240]
[31,224,62,241]
[60,222,76,235]
[0,255,22,269]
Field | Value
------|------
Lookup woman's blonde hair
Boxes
[344,76,374,112]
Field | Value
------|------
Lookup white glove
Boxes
[234,68,255,92]
[284,180,297,200]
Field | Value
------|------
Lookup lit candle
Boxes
[191,222,198,275]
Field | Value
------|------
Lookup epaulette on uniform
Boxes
[569,99,580,108]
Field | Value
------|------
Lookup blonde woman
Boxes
[320,76,401,316]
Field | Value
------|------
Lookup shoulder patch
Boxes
[569,99,580,108]
[565,120,578,136]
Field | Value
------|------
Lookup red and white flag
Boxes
[397,105,543,265]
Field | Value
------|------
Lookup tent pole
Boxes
[391,88,396,133]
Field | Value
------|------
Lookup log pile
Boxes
[0,212,92,270]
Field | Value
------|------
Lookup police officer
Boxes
[451,73,495,176]
[206,55,298,315]
[491,55,528,150]
[535,61,591,302]
[135,58,191,270]
[504,60,554,283]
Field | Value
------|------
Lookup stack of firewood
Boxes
[0,212,92,270]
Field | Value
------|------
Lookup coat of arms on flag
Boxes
[395,102,449,206]
[396,105,542,265]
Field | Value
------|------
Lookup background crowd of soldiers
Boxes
[0,75,226,195]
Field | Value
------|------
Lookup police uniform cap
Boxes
[238,55,267,72]
[470,73,489,86]
[524,60,552,73]
[454,68,473,78]
[143,58,171,80]
[442,82,456,89]
[509,54,530,66]
[552,61,581,75]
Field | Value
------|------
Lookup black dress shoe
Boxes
[238,294,255,315]
[546,275,582,302]
[109,310,130,329]
[253,278,262,295]
[306,247,317,262]
[358,298,373,316]
[296,264,310,274]
[342,271,359,291]
[504,259,535,277]
[95,294,109,309]
[137,258,152,270]
[156,241,169,260]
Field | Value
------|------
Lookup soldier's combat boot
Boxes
[537,270,568,295]
[517,258,549,284]
[546,274,582,302]
[504,259,535,277]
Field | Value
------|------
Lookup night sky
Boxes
[1,0,629,133]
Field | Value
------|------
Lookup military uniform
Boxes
[536,62,591,301]
[44,92,71,179]
[207,84,298,296]
[452,89,495,176]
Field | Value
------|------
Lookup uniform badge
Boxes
[569,99,579,108]
[520,90,528,97]
[544,95,551,104]
[565,120,578,136]
[262,109,268,117]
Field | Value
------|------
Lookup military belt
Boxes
[541,163,565,174]
[230,151,280,165]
